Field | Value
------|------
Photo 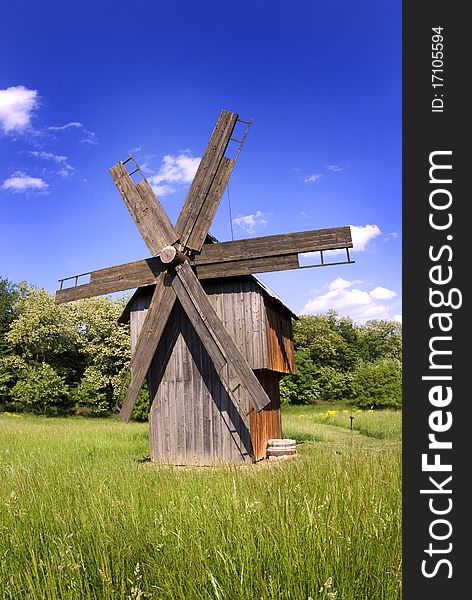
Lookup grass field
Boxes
[0,405,401,599]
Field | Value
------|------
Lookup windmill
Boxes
[56,110,353,464]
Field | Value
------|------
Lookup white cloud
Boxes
[303,174,322,183]
[301,278,399,323]
[148,153,201,196]
[26,150,75,177]
[394,314,402,323]
[370,286,397,300]
[1,171,48,192]
[233,210,268,234]
[47,121,83,131]
[350,224,381,251]
[0,86,39,133]
[329,276,362,291]
[327,164,344,172]
[382,231,398,243]
[27,150,67,163]
[47,121,97,145]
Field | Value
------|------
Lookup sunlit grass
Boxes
[0,412,401,599]
[283,402,402,441]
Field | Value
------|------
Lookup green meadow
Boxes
[0,404,401,600]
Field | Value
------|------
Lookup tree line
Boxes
[1,277,402,416]
[280,312,402,409]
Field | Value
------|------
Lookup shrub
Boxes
[351,359,402,409]
[12,363,69,414]
[70,367,110,416]
[0,355,29,405]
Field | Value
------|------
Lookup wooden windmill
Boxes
[56,110,353,464]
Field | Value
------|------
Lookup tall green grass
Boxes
[283,403,402,441]
[0,414,401,599]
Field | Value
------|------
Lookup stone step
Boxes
[267,438,296,448]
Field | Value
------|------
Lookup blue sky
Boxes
[0,0,401,323]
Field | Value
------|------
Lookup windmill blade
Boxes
[119,273,177,422]
[110,161,178,255]
[171,261,271,413]
[176,110,239,252]
[195,226,353,265]
[55,256,166,303]
[195,254,301,279]
[55,225,353,303]
[193,226,353,278]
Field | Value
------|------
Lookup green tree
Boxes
[12,363,69,414]
[69,296,131,410]
[0,355,29,405]
[315,365,353,402]
[280,350,319,405]
[358,319,402,363]
[6,288,83,380]
[351,359,402,409]
[5,287,131,414]
[293,315,346,369]
[0,278,27,354]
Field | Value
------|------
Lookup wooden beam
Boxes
[195,253,299,280]
[119,274,177,422]
[185,156,235,252]
[193,226,353,265]
[109,162,178,255]
[55,257,166,303]
[176,111,238,252]
[172,262,271,413]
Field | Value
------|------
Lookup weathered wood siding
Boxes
[128,277,293,463]
[203,278,268,370]
[250,370,283,461]
[148,302,252,464]
[264,299,296,374]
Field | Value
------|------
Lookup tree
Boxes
[69,296,131,410]
[4,287,131,414]
[351,359,402,409]
[315,365,353,402]
[280,350,319,405]
[293,312,360,372]
[293,315,346,369]
[6,288,83,379]
[12,363,69,414]
[0,278,27,354]
[358,319,402,363]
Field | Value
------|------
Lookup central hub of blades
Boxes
[160,245,187,268]
[160,245,178,264]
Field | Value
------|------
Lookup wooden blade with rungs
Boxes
[171,261,271,413]
[176,110,239,252]
[55,256,166,303]
[110,162,178,255]
[119,273,177,422]
[193,226,353,266]
[55,225,353,303]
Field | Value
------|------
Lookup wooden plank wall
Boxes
[203,278,268,370]
[148,304,252,464]
[264,299,296,374]
[129,280,291,463]
[250,370,283,461]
